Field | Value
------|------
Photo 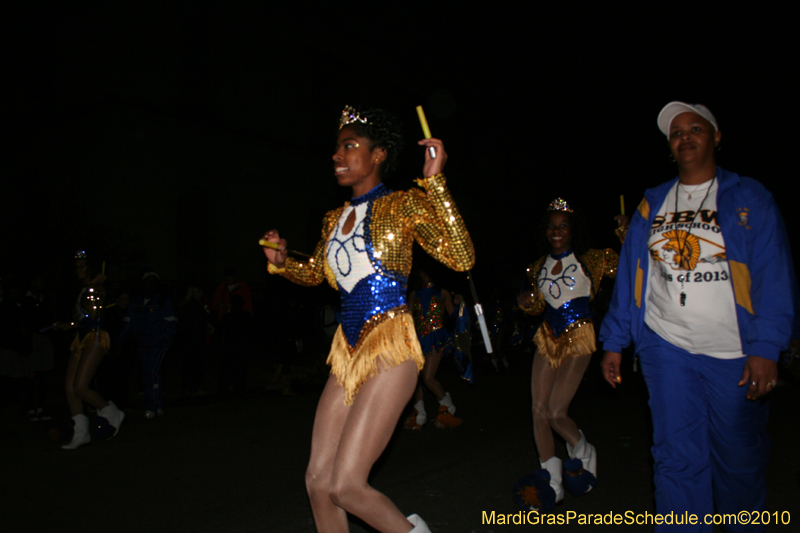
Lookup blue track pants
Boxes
[638,326,769,533]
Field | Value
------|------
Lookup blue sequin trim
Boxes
[538,262,579,299]
[327,182,391,279]
[414,286,440,316]
[334,182,407,347]
[418,328,452,354]
[550,248,574,261]
[544,296,592,337]
[350,183,390,206]
[79,316,102,335]
[327,218,367,278]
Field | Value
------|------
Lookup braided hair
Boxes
[339,107,404,177]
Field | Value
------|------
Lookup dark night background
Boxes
[6,5,798,295]
[4,4,800,533]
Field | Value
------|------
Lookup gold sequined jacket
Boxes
[269,173,475,286]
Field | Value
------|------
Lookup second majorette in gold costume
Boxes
[519,200,622,369]
[269,132,474,405]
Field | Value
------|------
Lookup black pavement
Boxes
[5,352,799,532]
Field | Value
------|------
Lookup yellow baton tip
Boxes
[416,105,432,139]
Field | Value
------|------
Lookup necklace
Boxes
[674,177,715,306]
[677,180,713,200]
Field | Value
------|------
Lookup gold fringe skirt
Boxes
[534,319,596,370]
[70,330,110,358]
[328,311,424,405]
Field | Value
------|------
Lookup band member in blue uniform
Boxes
[600,102,794,532]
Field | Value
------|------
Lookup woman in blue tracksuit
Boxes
[121,272,177,418]
[599,102,794,532]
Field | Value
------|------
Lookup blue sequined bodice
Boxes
[544,297,592,337]
[328,184,407,347]
[538,250,593,337]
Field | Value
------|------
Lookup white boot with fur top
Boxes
[62,414,91,450]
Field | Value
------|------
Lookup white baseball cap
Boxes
[657,101,718,137]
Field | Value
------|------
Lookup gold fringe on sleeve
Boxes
[327,312,424,405]
[70,331,110,358]
[533,320,596,370]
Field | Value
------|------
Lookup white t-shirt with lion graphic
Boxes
[644,179,743,359]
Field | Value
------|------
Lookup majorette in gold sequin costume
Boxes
[63,252,124,450]
[520,248,619,369]
[269,173,474,404]
[514,204,624,510]
[412,285,453,355]
[70,281,110,357]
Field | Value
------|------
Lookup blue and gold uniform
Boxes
[521,249,618,369]
[270,174,474,404]
[70,284,111,357]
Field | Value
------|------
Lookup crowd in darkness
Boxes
[0,262,346,432]
[0,253,545,439]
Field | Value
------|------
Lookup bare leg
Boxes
[328,359,419,532]
[407,381,425,430]
[421,348,444,401]
[411,383,423,404]
[73,345,109,411]
[531,350,557,461]
[546,353,591,448]
[409,347,443,408]
[305,375,351,532]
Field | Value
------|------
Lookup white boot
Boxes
[407,513,432,533]
[405,400,427,430]
[439,392,456,415]
[62,414,91,449]
[435,393,462,428]
[540,456,564,503]
[414,400,427,426]
[97,401,125,437]
[567,430,597,477]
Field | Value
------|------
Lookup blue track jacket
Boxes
[599,167,794,362]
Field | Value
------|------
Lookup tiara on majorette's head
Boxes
[75,250,88,259]
[547,198,573,213]
[339,105,370,129]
